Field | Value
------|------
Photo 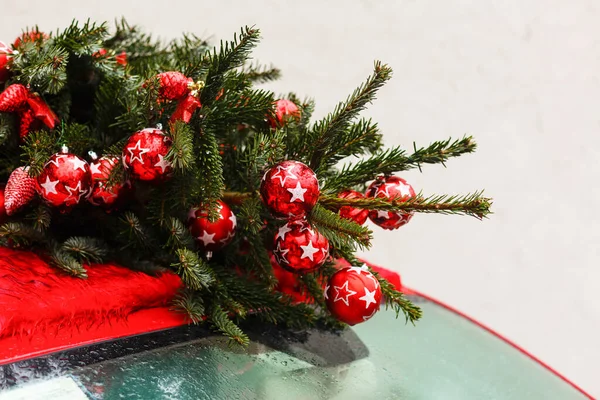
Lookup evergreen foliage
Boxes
[0,20,491,344]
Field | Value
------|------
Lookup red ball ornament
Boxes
[122,128,173,183]
[37,147,92,208]
[88,153,129,208]
[338,190,369,225]
[188,200,236,252]
[269,99,300,128]
[260,160,320,220]
[156,71,192,101]
[325,265,382,325]
[4,166,37,215]
[272,220,329,273]
[366,175,416,230]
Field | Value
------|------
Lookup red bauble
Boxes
[0,41,12,83]
[156,71,192,101]
[4,167,37,215]
[325,265,382,325]
[88,155,129,208]
[260,160,320,220]
[366,175,416,230]
[272,220,329,273]
[37,148,92,208]
[338,190,369,225]
[122,128,173,183]
[188,200,236,252]
[269,99,300,128]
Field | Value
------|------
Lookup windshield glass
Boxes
[0,295,587,400]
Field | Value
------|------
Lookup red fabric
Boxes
[0,247,182,340]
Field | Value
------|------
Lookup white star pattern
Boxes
[65,181,87,203]
[270,165,297,187]
[362,308,378,322]
[276,223,292,241]
[187,207,199,221]
[349,265,379,289]
[69,157,88,172]
[333,281,357,306]
[47,154,67,168]
[90,162,102,176]
[274,241,289,265]
[197,231,216,246]
[154,154,172,173]
[377,210,390,219]
[219,230,235,244]
[127,140,150,164]
[324,284,330,300]
[359,287,378,309]
[348,265,368,276]
[40,176,59,195]
[300,241,320,261]
[229,213,237,228]
[396,183,413,198]
[287,182,307,203]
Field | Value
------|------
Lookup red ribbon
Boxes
[0,84,59,138]
[170,94,201,124]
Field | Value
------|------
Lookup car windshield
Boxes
[0,295,587,400]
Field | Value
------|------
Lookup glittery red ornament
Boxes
[0,84,29,112]
[272,220,329,273]
[260,160,320,220]
[188,200,237,252]
[0,41,13,83]
[338,190,369,225]
[156,71,192,100]
[88,154,129,208]
[366,175,416,230]
[325,265,382,325]
[13,30,49,48]
[0,84,59,139]
[170,94,201,123]
[269,99,300,128]
[37,147,92,208]
[4,167,37,215]
[122,128,173,183]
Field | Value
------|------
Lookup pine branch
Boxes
[26,203,52,232]
[165,217,195,250]
[241,62,281,83]
[319,191,492,219]
[53,19,108,55]
[11,44,68,94]
[167,120,196,171]
[298,61,392,171]
[200,27,261,108]
[309,204,372,250]
[21,130,58,177]
[373,269,422,324]
[210,304,250,347]
[0,222,46,246]
[49,246,88,278]
[62,236,108,264]
[236,130,286,191]
[193,128,224,220]
[172,289,206,324]
[323,136,477,192]
[171,248,215,290]
[119,211,154,249]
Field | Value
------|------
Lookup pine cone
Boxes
[0,84,30,112]
[5,166,37,215]
[157,71,192,100]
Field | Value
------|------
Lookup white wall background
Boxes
[2,0,598,396]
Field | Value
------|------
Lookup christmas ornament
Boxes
[338,190,369,225]
[188,200,236,252]
[325,265,382,325]
[37,146,92,208]
[0,41,13,83]
[366,175,416,230]
[122,128,173,182]
[115,51,127,66]
[88,152,129,208]
[170,94,201,123]
[272,219,329,273]
[260,160,320,220]
[156,71,192,101]
[13,30,49,48]
[4,167,37,215]
[269,99,300,128]
[0,84,59,139]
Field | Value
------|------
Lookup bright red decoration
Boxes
[0,41,13,83]
[156,71,192,100]
[0,84,29,112]
[0,187,6,223]
[13,30,49,48]
[188,200,237,252]
[122,128,173,182]
[338,190,369,225]
[272,219,329,273]
[0,84,59,139]
[325,265,382,325]
[37,147,92,208]
[170,94,201,123]
[115,51,127,66]
[269,99,300,128]
[366,175,416,230]
[260,160,320,220]
[4,166,37,215]
[88,153,129,208]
